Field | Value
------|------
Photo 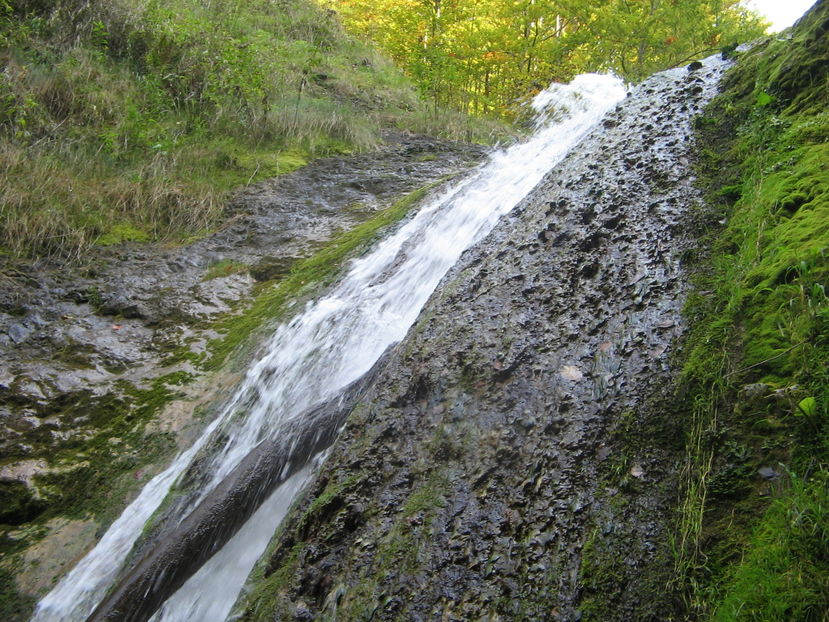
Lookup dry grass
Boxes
[0,0,504,259]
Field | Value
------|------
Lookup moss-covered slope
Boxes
[678,1,829,618]
[0,0,499,259]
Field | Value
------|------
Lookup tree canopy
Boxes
[330,0,768,117]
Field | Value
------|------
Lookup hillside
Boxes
[0,0,498,260]
[678,2,829,616]
[0,0,826,621]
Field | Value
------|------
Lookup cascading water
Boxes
[31,73,626,622]
[148,464,316,622]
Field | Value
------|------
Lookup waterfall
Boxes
[148,464,316,622]
[31,73,627,622]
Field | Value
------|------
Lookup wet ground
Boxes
[0,133,484,608]
[0,134,484,463]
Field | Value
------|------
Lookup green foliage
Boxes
[676,2,829,617]
[714,472,829,622]
[0,0,482,260]
[331,0,768,118]
[797,396,817,418]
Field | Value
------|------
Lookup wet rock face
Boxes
[247,61,729,621]
[0,135,483,612]
[0,134,482,472]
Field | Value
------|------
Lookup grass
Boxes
[0,0,504,261]
[713,471,829,621]
[674,2,829,617]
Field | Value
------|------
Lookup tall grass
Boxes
[0,0,502,259]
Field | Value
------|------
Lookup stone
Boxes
[758,466,780,480]
[8,322,31,344]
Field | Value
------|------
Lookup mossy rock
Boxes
[0,568,35,622]
[249,256,299,282]
[0,480,47,526]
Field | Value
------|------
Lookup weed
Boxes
[202,258,248,281]
[0,0,501,260]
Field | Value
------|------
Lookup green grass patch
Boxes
[713,471,829,621]
[0,0,497,260]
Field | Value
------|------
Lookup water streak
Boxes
[147,465,315,622]
[32,73,626,622]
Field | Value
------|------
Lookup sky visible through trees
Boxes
[743,0,815,31]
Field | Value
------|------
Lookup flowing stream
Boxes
[32,73,626,622]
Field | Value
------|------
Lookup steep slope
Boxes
[677,1,829,617]
[0,0,498,259]
[238,57,729,621]
[0,137,483,621]
[238,3,829,620]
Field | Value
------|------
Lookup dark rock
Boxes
[0,478,47,525]
[758,466,780,480]
[99,294,143,319]
[240,55,732,622]
[249,256,299,282]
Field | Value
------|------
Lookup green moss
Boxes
[96,224,150,246]
[578,528,629,621]
[25,373,189,524]
[242,466,451,621]
[334,471,448,619]
[713,472,829,621]
[203,258,249,280]
[0,480,47,526]
[239,543,303,621]
[675,2,829,616]
[0,568,35,622]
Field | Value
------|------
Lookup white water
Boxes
[146,465,315,622]
[31,73,626,622]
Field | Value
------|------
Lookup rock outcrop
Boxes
[0,134,483,615]
[239,59,729,621]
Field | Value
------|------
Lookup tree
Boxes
[330,0,768,118]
